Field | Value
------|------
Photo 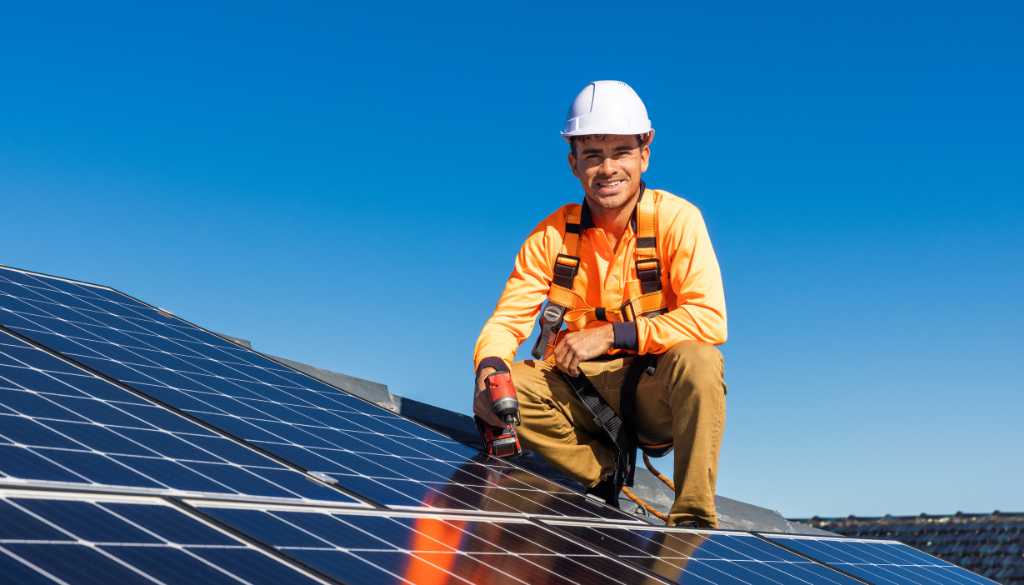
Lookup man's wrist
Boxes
[476,357,507,376]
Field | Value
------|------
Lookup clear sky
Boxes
[1,1,1021,519]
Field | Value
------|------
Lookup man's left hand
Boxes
[554,324,615,376]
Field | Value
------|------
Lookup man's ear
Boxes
[567,152,580,178]
[639,130,654,173]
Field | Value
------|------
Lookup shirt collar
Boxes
[579,180,646,233]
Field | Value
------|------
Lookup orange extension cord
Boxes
[620,453,675,521]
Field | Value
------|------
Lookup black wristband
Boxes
[612,322,639,352]
[476,357,508,376]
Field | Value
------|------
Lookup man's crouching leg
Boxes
[637,342,727,528]
[509,359,616,490]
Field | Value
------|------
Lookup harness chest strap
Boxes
[627,189,669,322]
[531,191,669,364]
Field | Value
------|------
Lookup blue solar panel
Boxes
[0,267,633,520]
[766,534,998,585]
[0,492,327,585]
[0,269,996,585]
[0,329,360,505]
[551,522,866,585]
[197,504,662,585]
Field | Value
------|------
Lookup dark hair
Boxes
[568,133,649,157]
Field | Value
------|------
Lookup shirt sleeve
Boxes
[634,203,727,354]
[472,207,567,373]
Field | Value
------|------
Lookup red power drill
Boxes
[475,371,522,459]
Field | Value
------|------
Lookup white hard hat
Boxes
[561,80,652,136]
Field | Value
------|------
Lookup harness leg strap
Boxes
[557,359,653,506]
[618,354,654,487]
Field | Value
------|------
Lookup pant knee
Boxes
[663,340,720,366]
[659,342,725,396]
[510,360,553,402]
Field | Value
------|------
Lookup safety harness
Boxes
[529,183,673,508]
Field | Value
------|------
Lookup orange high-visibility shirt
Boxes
[474,188,726,373]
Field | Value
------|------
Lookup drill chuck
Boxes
[491,396,519,424]
[484,371,521,426]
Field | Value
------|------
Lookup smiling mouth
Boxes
[597,180,625,188]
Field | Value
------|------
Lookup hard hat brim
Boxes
[561,125,653,137]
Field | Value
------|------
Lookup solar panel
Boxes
[766,534,998,585]
[548,521,867,585]
[194,503,663,585]
[0,490,331,585]
[0,264,996,585]
[0,266,633,520]
[0,328,362,505]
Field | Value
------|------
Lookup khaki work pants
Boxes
[510,341,727,527]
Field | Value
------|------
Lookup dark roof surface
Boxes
[803,513,1024,585]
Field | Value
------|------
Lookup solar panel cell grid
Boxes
[550,523,867,585]
[767,535,998,585]
[197,505,663,585]
[0,267,634,520]
[0,494,327,585]
[0,266,998,585]
[0,330,360,504]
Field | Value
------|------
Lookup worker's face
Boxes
[567,133,651,212]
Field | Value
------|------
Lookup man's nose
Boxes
[600,157,617,176]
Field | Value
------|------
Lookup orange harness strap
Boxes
[532,191,669,366]
[622,190,668,323]
[530,206,584,361]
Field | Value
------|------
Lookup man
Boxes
[473,81,727,527]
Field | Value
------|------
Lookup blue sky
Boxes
[1,1,1021,518]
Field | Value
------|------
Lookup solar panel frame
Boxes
[0,487,337,585]
[0,265,639,522]
[763,533,999,585]
[0,327,369,507]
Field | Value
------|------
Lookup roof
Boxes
[0,264,990,585]
[801,513,1024,585]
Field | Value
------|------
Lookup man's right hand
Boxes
[473,367,506,427]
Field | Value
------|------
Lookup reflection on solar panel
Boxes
[0,491,328,584]
[766,534,998,585]
[0,266,994,585]
[550,522,865,585]
[195,504,662,585]
[0,329,360,504]
[0,267,628,520]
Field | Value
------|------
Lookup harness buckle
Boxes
[531,302,567,360]
[636,258,662,295]
[636,258,661,279]
[552,254,581,289]
[619,299,637,323]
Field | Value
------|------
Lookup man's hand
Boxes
[554,324,615,376]
[473,367,506,427]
